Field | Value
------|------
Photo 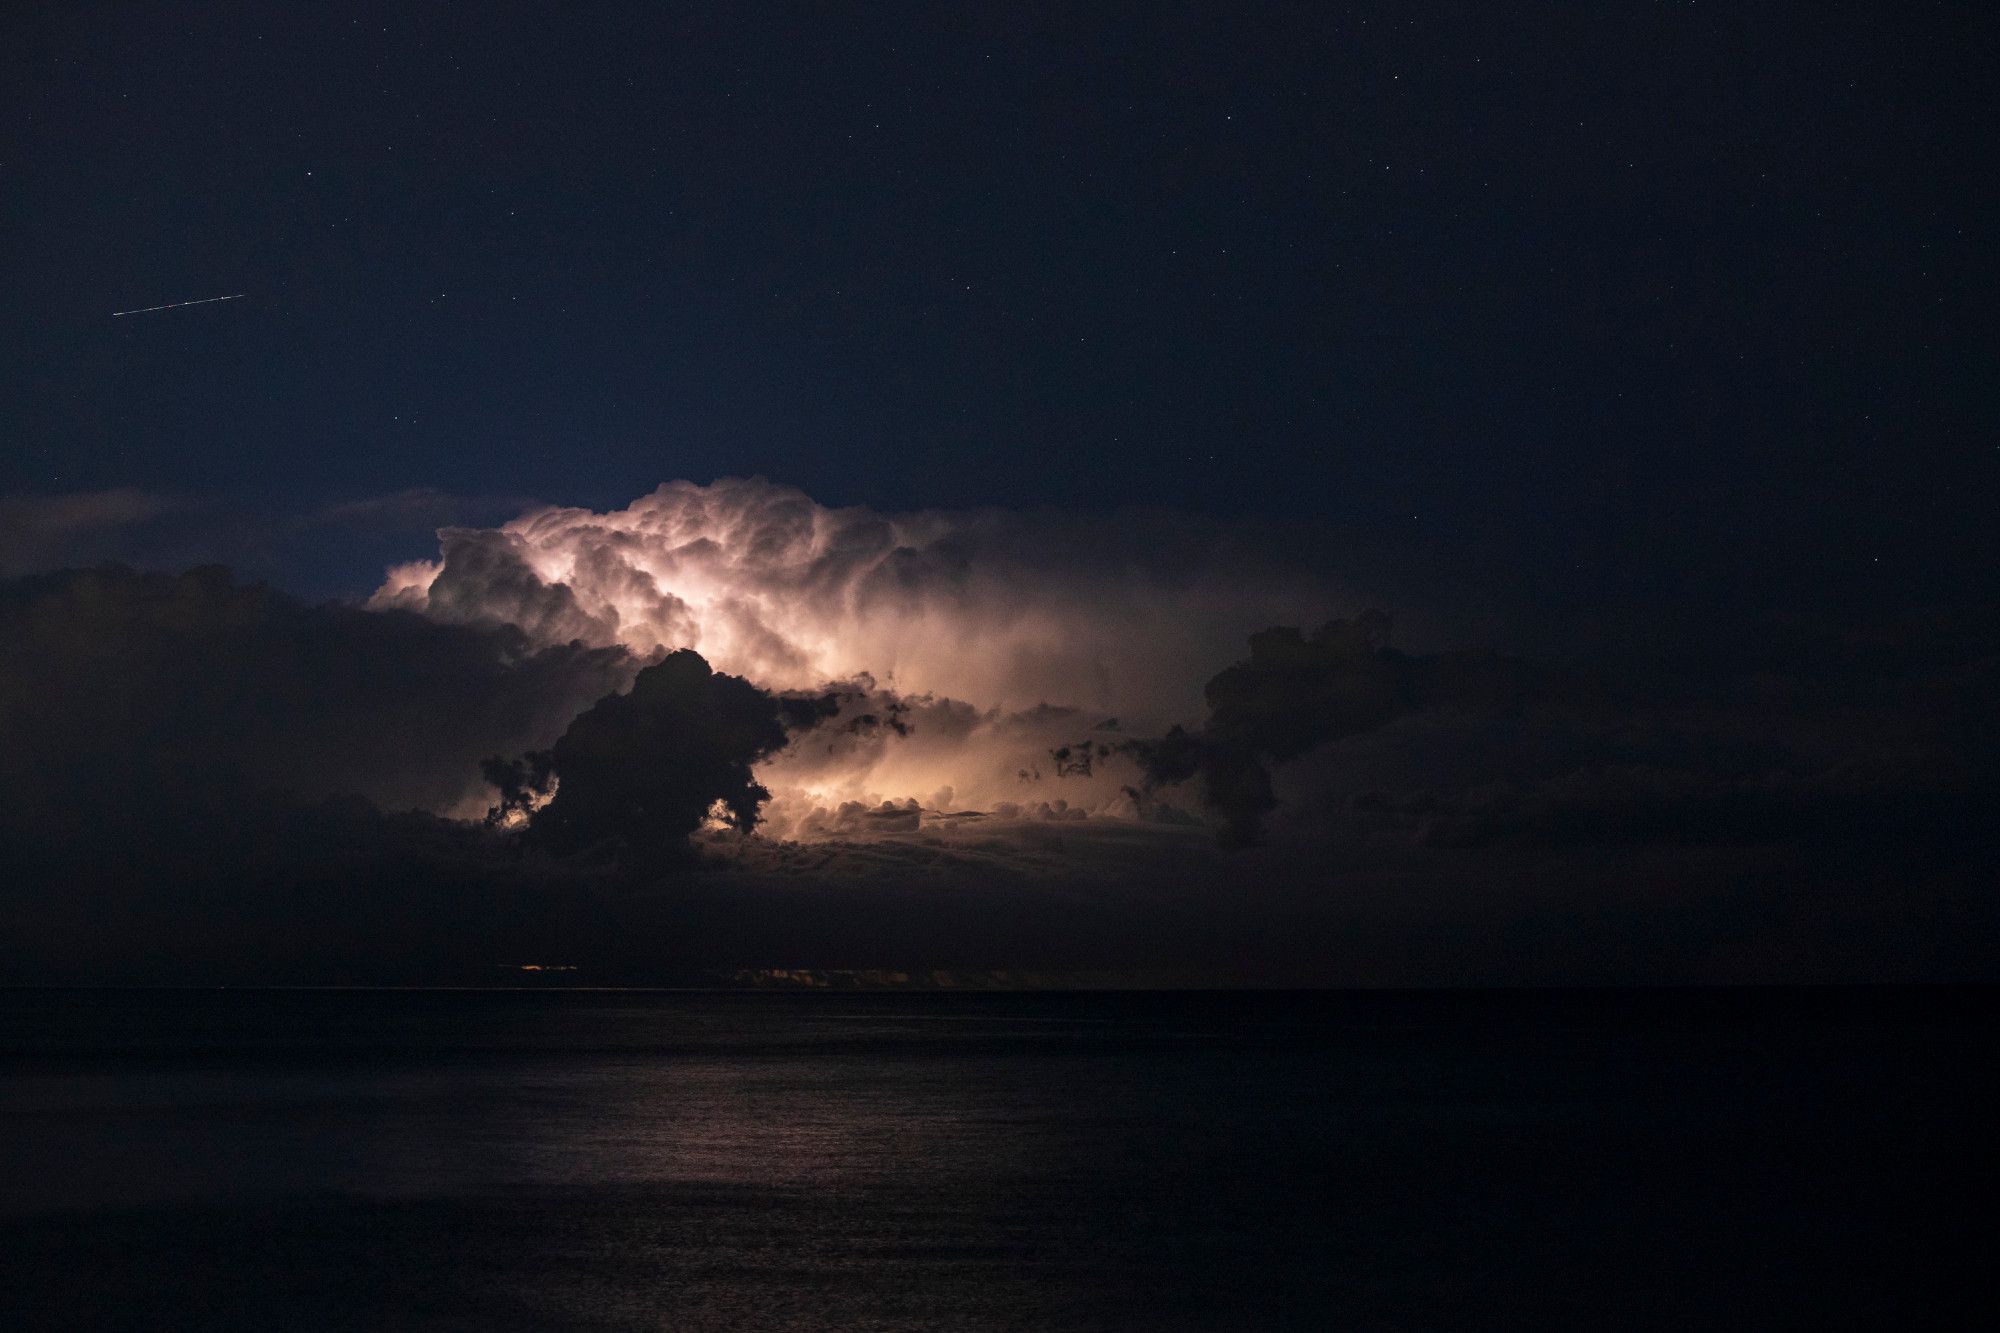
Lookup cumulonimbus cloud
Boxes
[373,478,1340,830]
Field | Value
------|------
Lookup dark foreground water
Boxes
[1,988,1991,1331]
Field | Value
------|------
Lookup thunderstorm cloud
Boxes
[373,477,1338,833]
[3,480,1994,985]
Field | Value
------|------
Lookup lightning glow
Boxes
[374,478,1335,836]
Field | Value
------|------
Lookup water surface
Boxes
[2,988,1989,1330]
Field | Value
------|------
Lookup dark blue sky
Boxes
[4,2,1992,611]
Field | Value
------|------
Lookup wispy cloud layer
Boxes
[0,489,183,574]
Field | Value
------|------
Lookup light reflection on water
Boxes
[0,988,1988,1331]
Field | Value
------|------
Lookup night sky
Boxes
[3,4,1997,986]
[7,3,1992,609]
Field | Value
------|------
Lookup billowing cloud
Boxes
[373,477,1328,713]
[371,477,1340,837]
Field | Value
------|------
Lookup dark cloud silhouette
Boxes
[1130,612,1563,845]
[0,564,635,829]
[1131,606,1999,902]
[0,565,650,984]
[490,650,835,860]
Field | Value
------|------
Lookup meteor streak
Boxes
[111,293,245,317]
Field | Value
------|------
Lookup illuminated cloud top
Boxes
[374,478,1329,716]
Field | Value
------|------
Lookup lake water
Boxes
[1,988,1989,1330]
